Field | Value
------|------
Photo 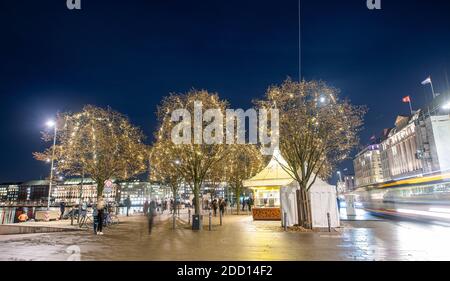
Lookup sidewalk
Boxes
[2,212,450,260]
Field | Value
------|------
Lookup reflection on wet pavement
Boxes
[1,214,450,261]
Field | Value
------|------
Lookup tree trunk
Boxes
[296,189,303,226]
[235,186,241,215]
[97,179,105,202]
[301,187,312,229]
[193,181,200,215]
[305,188,312,229]
[296,185,313,229]
[172,187,178,218]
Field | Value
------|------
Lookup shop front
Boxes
[251,187,281,220]
[243,149,294,221]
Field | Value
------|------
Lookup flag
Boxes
[421,76,432,85]
[402,96,411,103]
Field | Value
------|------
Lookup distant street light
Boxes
[46,119,58,211]
[443,102,450,110]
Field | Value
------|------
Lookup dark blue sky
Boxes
[1,0,450,182]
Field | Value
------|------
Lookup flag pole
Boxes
[408,100,413,115]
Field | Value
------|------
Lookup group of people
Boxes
[241,197,254,212]
[143,199,175,215]
[210,198,227,216]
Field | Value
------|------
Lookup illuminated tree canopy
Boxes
[255,79,366,228]
[223,144,265,214]
[153,90,229,215]
[34,105,148,199]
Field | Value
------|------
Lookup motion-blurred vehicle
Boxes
[353,172,450,223]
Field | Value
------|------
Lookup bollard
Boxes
[327,212,331,232]
[209,211,212,231]
[220,209,223,226]
[188,209,191,225]
[284,212,288,232]
[71,209,74,226]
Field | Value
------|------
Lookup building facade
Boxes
[343,175,356,192]
[380,114,423,181]
[353,144,384,188]
[0,183,20,203]
[416,114,450,174]
[354,92,450,188]
[0,179,162,207]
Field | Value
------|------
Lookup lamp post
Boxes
[337,171,342,183]
[46,120,57,211]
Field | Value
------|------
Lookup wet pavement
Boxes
[1,212,450,261]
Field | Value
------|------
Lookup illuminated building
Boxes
[354,144,384,188]
[380,114,423,181]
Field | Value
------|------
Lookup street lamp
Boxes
[46,119,58,211]
[46,120,56,128]
[319,96,326,103]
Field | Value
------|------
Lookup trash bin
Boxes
[192,214,202,230]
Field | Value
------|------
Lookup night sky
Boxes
[1,0,450,183]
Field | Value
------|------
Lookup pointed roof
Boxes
[243,148,295,188]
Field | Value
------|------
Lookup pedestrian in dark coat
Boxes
[60,201,66,220]
[212,199,218,216]
[143,200,149,215]
[125,196,132,216]
[148,200,157,234]
[219,199,226,216]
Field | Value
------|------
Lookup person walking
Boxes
[242,198,246,212]
[59,201,66,220]
[125,195,131,216]
[96,196,105,235]
[219,198,226,216]
[93,205,99,234]
[212,199,218,216]
[143,200,149,216]
[148,200,157,234]
[247,198,253,212]
[171,198,175,214]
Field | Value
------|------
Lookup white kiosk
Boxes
[244,149,340,228]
